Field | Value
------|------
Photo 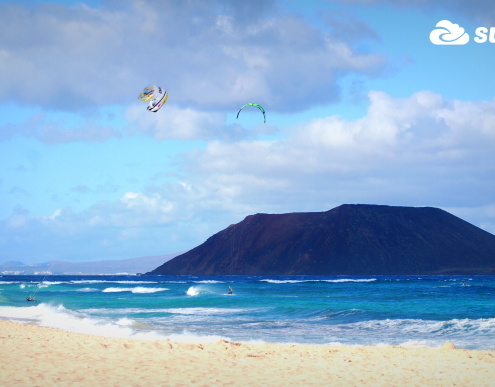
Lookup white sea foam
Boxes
[352,318,495,335]
[325,279,376,283]
[71,280,158,284]
[116,317,136,326]
[0,303,167,340]
[80,307,169,315]
[102,287,169,293]
[337,318,495,349]
[185,285,221,296]
[167,331,230,343]
[0,304,236,342]
[1,302,494,348]
[261,278,376,284]
[78,307,250,317]
[77,287,99,292]
[166,307,247,315]
[186,286,200,296]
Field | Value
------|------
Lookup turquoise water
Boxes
[0,275,494,349]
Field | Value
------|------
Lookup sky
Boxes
[1,0,495,264]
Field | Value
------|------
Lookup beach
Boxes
[1,320,494,386]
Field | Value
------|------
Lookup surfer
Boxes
[26,296,36,302]
[228,286,233,295]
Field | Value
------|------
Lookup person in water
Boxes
[26,296,36,302]
[228,286,233,295]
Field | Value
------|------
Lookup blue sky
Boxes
[1,0,495,263]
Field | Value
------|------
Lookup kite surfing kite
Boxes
[236,103,266,123]
[138,84,168,113]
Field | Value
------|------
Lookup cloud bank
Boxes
[2,90,494,261]
[0,0,385,113]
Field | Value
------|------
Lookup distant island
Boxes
[146,204,495,275]
[0,254,177,275]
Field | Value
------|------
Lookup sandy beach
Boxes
[1,320,494,386]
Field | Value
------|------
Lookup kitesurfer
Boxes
[228,286,233,295]
[26,296,36,302]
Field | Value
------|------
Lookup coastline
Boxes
[1,320,495,386]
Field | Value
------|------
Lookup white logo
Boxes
[474,27,495,43]
[430,20,469,45]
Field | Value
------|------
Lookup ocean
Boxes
[0,274,494,350]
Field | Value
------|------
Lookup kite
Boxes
[138,84,168,113]
[236,103,266,123]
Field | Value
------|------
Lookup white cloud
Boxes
[38,89,490,225]
[124,103,235,140]
[0,188,199,261]
[182,90,495,213]
[2,90,495,263]
[0,0,386,113]
[119,192,174,221]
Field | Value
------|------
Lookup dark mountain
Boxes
[147,205,495,275]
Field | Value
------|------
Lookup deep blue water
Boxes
[0,274,494,350]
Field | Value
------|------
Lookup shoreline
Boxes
[1,320,495,386]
